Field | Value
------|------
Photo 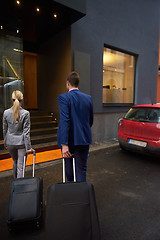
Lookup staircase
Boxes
[0,111,59,159]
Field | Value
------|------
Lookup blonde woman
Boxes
[3,90,34,179]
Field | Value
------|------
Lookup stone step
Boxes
[31,121,57,129]
[0,141,59,160]
[0,123,58,140]
[31,133,57,145]
[30,115,54,123]
[29,110,52,117]
[0,133,57,150]
[0,111,59,154]
[30,127,58,137]
[0,115,57,137]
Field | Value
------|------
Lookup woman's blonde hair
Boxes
[12,90,23,123]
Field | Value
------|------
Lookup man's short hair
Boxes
[67,72,80,87]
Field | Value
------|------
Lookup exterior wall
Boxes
[157,74,160,103]
[71,0,159,141]
[157,37,160,103]
[92,112,126,143]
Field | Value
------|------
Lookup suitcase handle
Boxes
[63,156,76,183]
[23,150,36,178]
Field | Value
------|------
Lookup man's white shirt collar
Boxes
[69,88,79,92]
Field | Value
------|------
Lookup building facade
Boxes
[0,0,160,144]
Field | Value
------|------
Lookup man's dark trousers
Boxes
[65,145,89,182]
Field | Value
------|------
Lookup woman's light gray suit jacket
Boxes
[3,107,31,150]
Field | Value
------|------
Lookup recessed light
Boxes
[13,48,23,53]
[53,13,57,18]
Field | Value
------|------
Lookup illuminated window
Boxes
[103,46,136,105]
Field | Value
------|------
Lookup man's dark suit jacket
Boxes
[57,89,93,148]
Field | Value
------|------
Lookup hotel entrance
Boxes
[0,0,86,112]
[0,0,86,153]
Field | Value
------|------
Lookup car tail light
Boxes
[118,118,123,127]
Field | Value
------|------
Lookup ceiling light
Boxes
[53,13,57,18]
[13,48,23,53]
[1,26,3,30]
[16,0,20,5]
[17,29,19,33]
[36,8,40,12]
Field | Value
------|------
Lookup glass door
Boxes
[0,33,24,112]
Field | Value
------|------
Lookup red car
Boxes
[118,104,160,155]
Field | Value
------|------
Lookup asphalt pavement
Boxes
[1,142,160,240]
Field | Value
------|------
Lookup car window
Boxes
[124,108,160,123]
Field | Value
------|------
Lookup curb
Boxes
[0,141,119,179]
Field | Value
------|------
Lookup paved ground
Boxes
[1,142,160,240]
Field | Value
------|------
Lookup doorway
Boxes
[23,52,38,109]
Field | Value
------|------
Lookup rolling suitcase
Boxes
[46,156,101,240]
[7,150,43,230]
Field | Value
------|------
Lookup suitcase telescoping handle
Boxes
[63,155,76,183]
[23,150,36,178]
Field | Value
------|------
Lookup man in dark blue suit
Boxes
[57,72,93,182]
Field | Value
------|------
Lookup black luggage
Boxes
[7,151,43,229]
[45,157,101,240]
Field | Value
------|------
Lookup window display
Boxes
[103,46,136,105]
